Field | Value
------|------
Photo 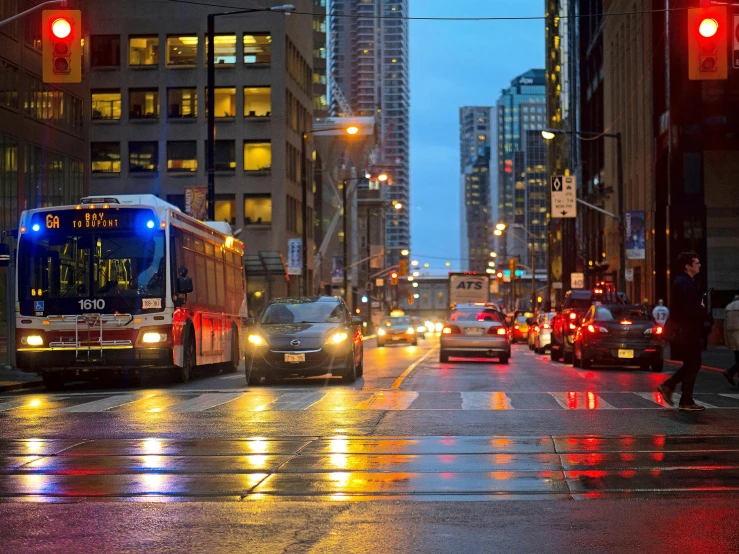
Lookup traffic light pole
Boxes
[0,0,64,28]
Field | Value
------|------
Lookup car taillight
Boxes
[442,325,461,335]
[542,324,550,329]
[569,312,578,320]
[587,324,609,334]
[644,326,663,336]
[514,325,519,329]
[488,327,507,335]
[569,323,577,331]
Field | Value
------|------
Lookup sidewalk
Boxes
[665,344,736,373]
[0,366,42,393]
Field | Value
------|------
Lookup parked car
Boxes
[377,316,418,347]
[439,306,511,364]
[244,296,363,385]
[533,312,556,353]
[572,304,664,371]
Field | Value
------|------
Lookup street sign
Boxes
[551,176,577,218]
[571,272,585,289]
[625,268,634,282]
[287,238,302,275]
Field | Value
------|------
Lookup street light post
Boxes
[206,5,295,221]
[496,223,542,310]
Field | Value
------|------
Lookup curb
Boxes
[665,358,724,374]
[0,380,44,393]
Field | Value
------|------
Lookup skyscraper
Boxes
[329,0,410,262]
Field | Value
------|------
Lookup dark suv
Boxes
[550,284,624,363]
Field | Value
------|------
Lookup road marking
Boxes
[269,392,326,411]
[162,393,245,413]
[355,391,419,410]
[634,392,669,408]
[220,374,247,380]
[59,394,139,413]
[549,392,616,410]
[391,347,438,389]
[461,392,513,410]
[0,399,30,412]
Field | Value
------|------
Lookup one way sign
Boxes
[551,175,577,218]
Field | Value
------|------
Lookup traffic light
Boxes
[42,10,82,84]
[408,292,414,305]
[508,258,516,274]
[398,258,408,277]
[688,6,727,80]
[390,271,398,286]
[496,271,503,281]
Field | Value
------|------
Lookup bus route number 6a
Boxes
[79,299,105,311]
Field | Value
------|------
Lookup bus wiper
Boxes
[61,268,87,297]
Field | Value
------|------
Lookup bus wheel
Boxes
[226,329,239,374]
[42,373,65,391]
[180,334,196,384]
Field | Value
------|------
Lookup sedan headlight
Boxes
[248,334,267,346]
[326,331,349,345]
[377,329,386,336]
[142,332,167,344]
[406,327,415,334]
[435,322,443,332]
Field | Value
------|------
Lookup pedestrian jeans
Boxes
[664,339,702,405]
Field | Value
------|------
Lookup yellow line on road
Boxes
[391,347,438,390]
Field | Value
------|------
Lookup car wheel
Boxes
[42,373,65,391]
[563,350,573,364]
[342,350,357,384]
[440,350,449,363]
[246,364,262,386]
[581,349,592,369]
[180,331,196,383]
[356,348,364,377]
[550,345,560,361]
[573,346,581,368]
[651,361,664,372]
[499,354,509,364]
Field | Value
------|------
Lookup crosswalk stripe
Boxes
[0,399,29,412]
[549,392,616,410]
[269,392,326,411]
[162,393,245,413]
[355,391,419,410]
[634,392,669,408]
[59,394,139,413]
[220,374,247,380]
[720,394,739,400]
[461,392,513,410]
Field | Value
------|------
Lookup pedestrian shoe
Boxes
[678,403,705,412]
[657,384,674,406]
[722,371,736,386]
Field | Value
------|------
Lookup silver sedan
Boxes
[439,307,511,364]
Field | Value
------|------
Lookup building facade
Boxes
[329,0,410,264]
[84,0,315,312]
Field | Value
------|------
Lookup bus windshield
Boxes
[19,230,166,301]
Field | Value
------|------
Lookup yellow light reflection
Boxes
[329,472,351,488]
[247,439,268,454]
[27,399,42,408]
[141,455,166,469]
[244,473,268,488]
[24,439,46,455]
[21,474,49,493]
[329,438,349,454]
[329,453,349,469]
[141,473,167,492]
[245,455,268,468]
[143,438,164,455]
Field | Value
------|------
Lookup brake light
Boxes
[514,325,519,329]
[645,326,663,336]
[569,323,577,330]
[569,312,578,320]
[620,320,632,326]
[587,324,608,334]
[488,327,508,335]
[442,325,461,335]
[542,324,550,329]
[587,324,595,333]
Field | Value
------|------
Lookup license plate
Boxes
[618,349,634,359]
[465,328,484,336]
[284,353,305,363]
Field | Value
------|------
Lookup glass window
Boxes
[244,86,271,117]
[166,35,198,66]
[90,35,121,67]
[167,141,197,173]
[167,87,197,118]
[129,36,159,66]
[206,34,236,65]
[243,33,271,64]
[0,59,20,111]
[129,141,159,173]
[91,91,121,120]
[243,141,271,171]
[91,142,121,173]
[206,87,236,118]
[129,89,159,119]
[215,194,236,226]
[211,140,236,171]
[244,195,272,225]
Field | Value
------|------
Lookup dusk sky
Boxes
[408,0,545,274]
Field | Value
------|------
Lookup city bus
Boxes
[12,194,247,389]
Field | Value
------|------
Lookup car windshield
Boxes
[450,309,503,323]
[568,297,593,310]
[382,316,412,327]
[516,316,528,324]
[542,313,556,323]
[595,306,651,322]
[261,301,345,324]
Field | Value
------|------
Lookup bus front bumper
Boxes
[16,347,174,373]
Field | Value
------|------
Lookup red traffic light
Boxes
[51,17,71,39]
[699,17,718,38]
[390,272,398,279]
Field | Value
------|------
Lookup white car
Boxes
[439,306,511,364]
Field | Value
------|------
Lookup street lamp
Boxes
[541,127,625,290]
[401,249,409,256]
[496,222,544,309]
[207,4,295,221]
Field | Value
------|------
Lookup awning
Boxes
[244,251,289,279]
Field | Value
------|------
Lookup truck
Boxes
[448,273,490,308]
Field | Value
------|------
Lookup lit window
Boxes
[206,34,236,65]
[215,194,236,225]
[91,91,121,120]
[91,142,120,173]
[243,33,271,64]
[206,87,236,118]
[129,141,159,172]
[243,141,271,171]
[129,36,158,66]
[244,194,272,225]
[243,86,271,117]
[166,35,198,66]
[129,89,159,119]
[167,141,197,173]
[167,88,197,118]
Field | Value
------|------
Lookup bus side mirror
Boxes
[351,316,363,326]
[176,267,193,294]
[0,244,9,268]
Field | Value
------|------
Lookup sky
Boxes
[408,0,545,274]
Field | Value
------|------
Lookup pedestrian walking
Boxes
[657,251,706,411]
[721,295,739,387]
[652,299,669,326]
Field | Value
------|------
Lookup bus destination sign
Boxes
[46,211,120,230]
[32,208,152,232]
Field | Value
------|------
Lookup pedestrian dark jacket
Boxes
[669,273,705,337]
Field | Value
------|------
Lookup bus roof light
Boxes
[32,224,40,232]
[146,220,155,229]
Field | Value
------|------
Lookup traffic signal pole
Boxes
[0,0,65,28]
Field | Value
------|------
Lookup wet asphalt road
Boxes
[2,336,739,552]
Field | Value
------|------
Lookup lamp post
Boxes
[299,125,359,295]
[541,128,625,291]
[207,4,295,221]
[495,223,544,309]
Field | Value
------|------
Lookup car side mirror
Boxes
[351,316,363,326]
[176,266,193,294]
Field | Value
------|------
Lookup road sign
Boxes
[571,272,585,289]
[625,268,634,282]
[551,176,577,218]
[287,238,302,275]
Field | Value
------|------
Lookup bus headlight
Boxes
[23,335,44,346]
[326,331,348,345]
[377,329,386,336]
[248,334,267,347]
[142,332,167,344]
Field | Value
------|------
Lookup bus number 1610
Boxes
[79,299,105,311]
